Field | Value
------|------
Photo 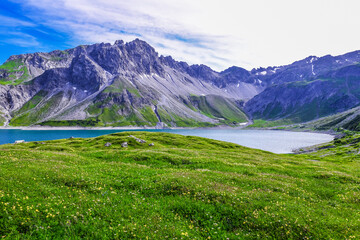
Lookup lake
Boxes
[0,129,333,153]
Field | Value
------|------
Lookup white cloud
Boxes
[13,0,360,71]
[0,15,35,27]
[0,32,40,48]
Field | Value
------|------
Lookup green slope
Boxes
[10,91,63,126]
[0,132,359,239]
[190,95,247,124]
[0,59,30,85]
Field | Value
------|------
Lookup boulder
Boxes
[149,143,154,146]
[136,139,146,143]
[121,142,128,148]
[104,142,112,147]
[130,135,146,143]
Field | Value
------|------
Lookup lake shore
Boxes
[0,124,248,131]
[0,125,338,137]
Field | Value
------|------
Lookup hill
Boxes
[0,132,359,239]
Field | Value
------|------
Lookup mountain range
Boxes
[0,39,359,128]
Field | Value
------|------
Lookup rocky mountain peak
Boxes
[221,66,249,77]
[124,38,157,56]
[114,40,124,46]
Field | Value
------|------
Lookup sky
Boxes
[0,0,359,71]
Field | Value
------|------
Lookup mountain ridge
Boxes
[0,39,250,127]
[0,39,359,127]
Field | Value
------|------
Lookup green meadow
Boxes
[0,132,359,239]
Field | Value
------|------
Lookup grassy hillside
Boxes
[10,91,63,126]
[189,95,247,124]
[0,132,359,239]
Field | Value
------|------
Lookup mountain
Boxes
[0,38,359,127]
[245,53,360,123]
[0,39,250,127]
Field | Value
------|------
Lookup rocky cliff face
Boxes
[0,39,359,127]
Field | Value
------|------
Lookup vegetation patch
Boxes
[50,56,64,62]
[139,106,158,125]
[103,78,141,97]
[14,90,48,115]
[0,59,30,85]
[248,119,294,128]
[0,59,24,71]
[87,103,160,127]
[86,102,103,116]
[10,92,63,126]
[189,95,247,124]
[315,113,352,130]
[342,115,360,131]
[157,107,216,127]
[39,118,101,127]
[0,113,5,126]
[0,80,13,85]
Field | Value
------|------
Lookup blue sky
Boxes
[1,0,359,71]
[0,1,72,63]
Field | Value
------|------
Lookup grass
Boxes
[0,132,359,239]
[102,77,141,97]
[0,113,5,126]
[0,59,24,71]
[50,57,64,62]
[39,118,100,127]
[139,106,158,124]
[86,102,217,127]
[296,131,360,161]
[0,60,30,85]
[248,119,294,128]
[0,80,13,85]
[96,105,154,127]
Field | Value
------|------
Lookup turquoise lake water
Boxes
[0,129,333,154]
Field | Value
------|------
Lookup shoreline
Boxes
[0,124,250,131]
[0,125,336,138]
